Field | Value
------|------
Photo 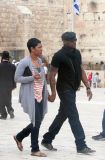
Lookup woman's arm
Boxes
[15,60,34,84]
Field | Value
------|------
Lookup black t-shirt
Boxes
[51,46,82,91]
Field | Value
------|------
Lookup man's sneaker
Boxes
[77,147,96,154]
[41,142,57,151]
[9,111,14,119]
[92,134,105,140]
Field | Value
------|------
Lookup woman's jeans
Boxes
[16,100,43,152]
[42,89,87,150]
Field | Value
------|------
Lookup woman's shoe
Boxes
[31,151,47,157]
[13,136,23,151]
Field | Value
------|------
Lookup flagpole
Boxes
[71,0,80,31]
[72,0,74,32]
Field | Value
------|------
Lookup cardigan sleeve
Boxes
[15,59,34,84]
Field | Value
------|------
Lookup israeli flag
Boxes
[73,0,80,15]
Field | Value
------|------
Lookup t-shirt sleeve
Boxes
[51,53,61,68]
[77,50,82,65]
[80,54,82,65]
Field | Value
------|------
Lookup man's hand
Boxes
[48,92,56,102]
[87,89,92,101]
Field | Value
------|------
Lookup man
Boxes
[0,51,16,119]
[92,110,105,140]
[41,32,95,154]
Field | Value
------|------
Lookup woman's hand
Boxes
[33,73,41,80]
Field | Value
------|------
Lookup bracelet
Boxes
[86,87,90,90]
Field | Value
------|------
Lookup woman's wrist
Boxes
[86,87,90,90]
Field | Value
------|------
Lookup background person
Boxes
[0,51,16,119]
[92,110,105,140]
[40,55,49,84]
[87,72,92,87]
[92,72,101,88]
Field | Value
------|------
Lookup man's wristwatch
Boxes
[86,87,90,90]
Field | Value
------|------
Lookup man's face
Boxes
[68,40,76,48]
[32,43,42,56]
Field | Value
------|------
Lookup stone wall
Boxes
[0,0,105,63]
[0,0,65,61]
[74,0,105,63]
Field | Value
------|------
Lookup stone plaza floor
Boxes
[0,86,105,160]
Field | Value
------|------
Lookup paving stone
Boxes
[0,86,105,160]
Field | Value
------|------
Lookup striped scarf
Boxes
[32,66,44,102]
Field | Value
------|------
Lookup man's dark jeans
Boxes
[42,89,87,150]
[16,100,43,152]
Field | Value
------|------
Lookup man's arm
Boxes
[48,65,58,102]
[81,66,92,100]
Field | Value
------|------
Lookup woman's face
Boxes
[32,43,42,57]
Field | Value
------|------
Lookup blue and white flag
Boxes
[73,0,80,15]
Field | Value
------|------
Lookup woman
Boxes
[13,38,48,157]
